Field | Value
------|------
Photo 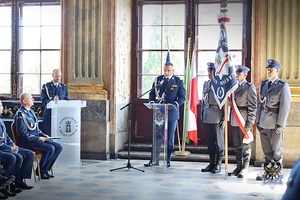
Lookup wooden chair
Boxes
[11,122,42,182]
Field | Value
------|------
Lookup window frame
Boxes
[133,0,250,99]
[0,0,61,100]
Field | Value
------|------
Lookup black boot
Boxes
[211,158,222,174]
[228,160,243,176]
[238,160,249,178]
[201,160,215,172]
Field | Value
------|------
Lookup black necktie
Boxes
[268,81,272,89]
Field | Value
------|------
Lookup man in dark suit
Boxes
[228,66,257,178]
[41,69,69,136]
[144,62,186,168]
[200,62,225,174]
[14,93,63,180]
[256,59,291,181]
[0,100,34,196]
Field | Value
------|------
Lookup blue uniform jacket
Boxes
[149,75,186,121]
[41,81,69,105]
[41,81,69,125]
[0,119,15,151]
[14,106,46,147]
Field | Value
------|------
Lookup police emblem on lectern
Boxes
[58,116,78,137]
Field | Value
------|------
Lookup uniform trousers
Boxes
[232,126,251,161]
[203,123,224,161]
[150,120,176,162]
[259,128,283,163]
[0,148,34,187]
[22,140,63,174]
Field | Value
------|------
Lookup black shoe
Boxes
[19,182,33,190]
[211,164,221,174]
[0,193,7,199]
[46,172,54,178]
[0,189,16,197]
[10,187,22,193]
[201,163,215,172]
[0,176,15,188]
[228,168,241,176]
[167,161,171,168]
[41,174,50,180]
[256,175,262,181]
[144,161,153,167]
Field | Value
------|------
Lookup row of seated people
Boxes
[0,93,63,199]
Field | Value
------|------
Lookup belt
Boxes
[206,104,218,109]
[237,106,248,111]
[263,106,279,113]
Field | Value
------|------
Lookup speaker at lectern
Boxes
[47,100,86,166]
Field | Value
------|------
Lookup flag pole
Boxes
[174,37,191,156]
[224,100,229,174]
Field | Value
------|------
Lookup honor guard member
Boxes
[200,62,225,174]
[256,59,291,181]
[0,101,34,196]
[14,93,63,180]
[144,62,186,168]
[228,66,257,178]
[41,69,69,136]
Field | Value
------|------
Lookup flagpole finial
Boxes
[220,0,228,14]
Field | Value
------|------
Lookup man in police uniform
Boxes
[256,59,291,181]
[14,93,63,179]
[41,69,69,136]
[200,62,225,174]
[144,62,186,168]
[228,66,257,178]
[0,100,34,196]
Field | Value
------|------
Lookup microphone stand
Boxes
[110,87,155,172]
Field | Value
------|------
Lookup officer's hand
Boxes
[219,121,225,129]
[244,122,253,132]
[173,102,179,109]
[275,125,284,134]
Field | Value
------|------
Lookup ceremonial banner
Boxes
[211,14,237,109]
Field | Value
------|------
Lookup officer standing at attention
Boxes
[144,62,186,168]
[200,62,225,174]
[228,66,257,178]
[41,69,69,136]
[256,59,291,181]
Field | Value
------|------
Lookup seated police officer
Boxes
[14,93,63,179]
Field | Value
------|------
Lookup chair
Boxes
[11,122,42,182]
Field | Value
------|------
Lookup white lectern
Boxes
[47,100,86,166]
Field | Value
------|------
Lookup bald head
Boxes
[52,69,62,84]
[20,93,34,108]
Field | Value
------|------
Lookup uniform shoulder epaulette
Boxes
[173,75,182,81]
[278,79,285,85]
[246,82,252,86]
[17,111,22,117]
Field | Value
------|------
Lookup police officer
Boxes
[228,66,257,178]
[41,69,69,136]
[144,62,186,168]
[200,62,225,174]
[256,59,291,181]
[14,93,63,179]
[0,101,34,196]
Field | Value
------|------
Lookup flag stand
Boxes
[173,123,191,156]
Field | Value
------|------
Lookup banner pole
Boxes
[224,100,229,175]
